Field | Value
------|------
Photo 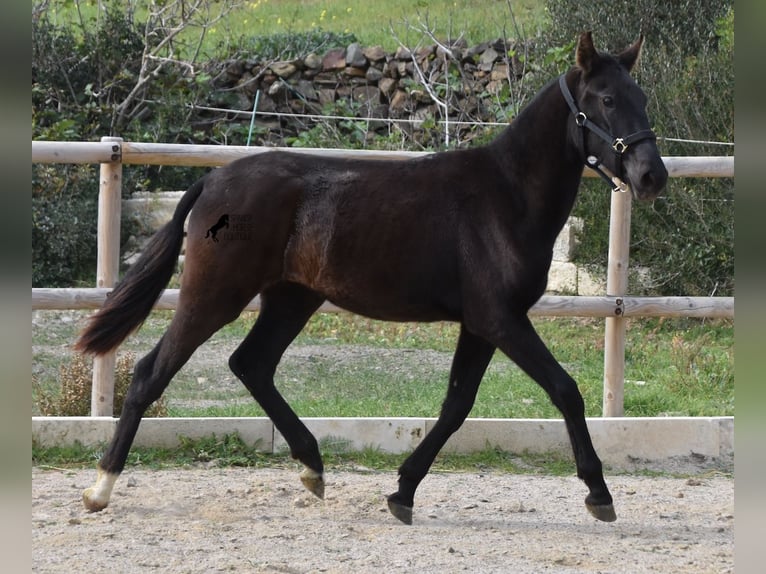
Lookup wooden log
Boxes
[119,142,431,167]
[91,138,123,417]
[34,139,734,177]
[33,288,733,319]
[603,189,632,417]
[32,140,121,164]
[662,155,734,178]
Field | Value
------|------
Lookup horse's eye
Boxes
[602,96,615,108]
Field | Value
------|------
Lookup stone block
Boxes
[552,216,582,262]
[546,261,578,294]
[577,267,606,296]
[133,417,273,451]
[273,417,426,454]
[32,416,116,447]
[437,418,570,454]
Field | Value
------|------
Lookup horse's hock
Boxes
[123,191,603,295]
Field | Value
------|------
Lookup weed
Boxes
[33,352,168,417]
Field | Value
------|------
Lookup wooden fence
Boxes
[32,137,735,417]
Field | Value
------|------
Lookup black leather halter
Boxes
[559,74,656,192]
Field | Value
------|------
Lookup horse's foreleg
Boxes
[490,314,616,522]
[387,326,495,524]
[229,283,326,498]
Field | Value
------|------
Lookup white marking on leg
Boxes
[82,467,119,512]
[300,467,322,481]
[299,466,325,499]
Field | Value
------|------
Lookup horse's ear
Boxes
[575,31,598,74]
[618,34,644,73]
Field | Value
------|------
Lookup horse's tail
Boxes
[75,176,207,356]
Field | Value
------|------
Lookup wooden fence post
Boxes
[602,188,632,417]
[91,136,123,417]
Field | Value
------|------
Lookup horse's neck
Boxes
[490,72,583,232]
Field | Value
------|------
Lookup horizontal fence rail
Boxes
[32,288,734,319]
[32,140,735,177]
[32,138,734,419]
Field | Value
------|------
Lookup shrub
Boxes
[33,352,168,417]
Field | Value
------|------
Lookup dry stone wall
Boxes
[206,38,531,146]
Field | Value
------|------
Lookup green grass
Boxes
[33,312,734,419]
[211,0,549,50]
[44,0,549,54]
[32,432,578,476]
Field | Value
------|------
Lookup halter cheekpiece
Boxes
[558,74,656,192]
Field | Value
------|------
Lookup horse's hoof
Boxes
[386,496,413,525]
[586,502,617,522]
[82,468,117,512]
[299,468,325,499]
[82,487,108,512]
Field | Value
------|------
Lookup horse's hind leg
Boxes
[82,300,249,511]
[488,314,616,522]
[387,325,496,524]
[228,282,326,497]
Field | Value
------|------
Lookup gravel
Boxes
[33,465,733,573]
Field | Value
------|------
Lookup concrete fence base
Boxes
[33,416,733,471]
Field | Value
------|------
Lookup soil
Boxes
[32,465,733,573]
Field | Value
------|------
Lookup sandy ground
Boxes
[32,465,733,573]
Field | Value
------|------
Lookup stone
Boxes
[553,217,582,262]
[546,262,578,294]
[352,86,381,108]
[295,79,318,101]
[317,88,336,106]
[490,63,510,82]
[269,61,297,79]
[363,45,387,62]
[267,80,287,97]
[322,48,346,71]
[389,90,410,112]
[394,45,412,60]
[343,66,367,78]
[345,42,367,68]
[303,53,322,69]
[378,77,398,97]
[479,47,499,71]
[365,66,383,83]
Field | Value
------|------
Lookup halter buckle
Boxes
[612,138,628,154]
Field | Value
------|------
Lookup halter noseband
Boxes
[558,74,656,192]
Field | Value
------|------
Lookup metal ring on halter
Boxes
[575,112,587,127]
[612,138,628,153]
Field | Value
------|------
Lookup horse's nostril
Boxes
[641,172,655,189]
[640,165,668,193]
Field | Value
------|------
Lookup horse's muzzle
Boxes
[625,148,668,201]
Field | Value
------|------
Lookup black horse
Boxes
[76,32,667,525]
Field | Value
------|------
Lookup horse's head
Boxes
[566,32,668,200]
